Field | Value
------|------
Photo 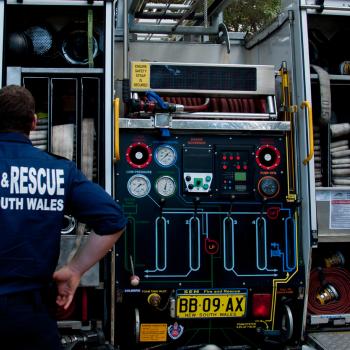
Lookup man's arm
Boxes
[53,229,124,309]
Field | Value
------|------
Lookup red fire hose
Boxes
[308,267,350,314]
[163,96,267,113]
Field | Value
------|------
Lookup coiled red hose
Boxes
[308,267,350,314]
[163,96,267,113]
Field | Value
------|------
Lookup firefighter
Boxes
[0,85,127,349]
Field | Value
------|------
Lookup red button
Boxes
[243,165,248,170]
[223,165,228,170]
[229,156,234,161]
[222,155,227,160]
[236,165,241,170]
[236,155,241,160]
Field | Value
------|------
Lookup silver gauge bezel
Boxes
[155,176,176,197]
[127,174,151,198]
[154,145,177,167]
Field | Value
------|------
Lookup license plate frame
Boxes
[176,289,247,319]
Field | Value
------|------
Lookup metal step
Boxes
[308,331,350,350]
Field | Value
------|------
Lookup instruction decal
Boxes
[131,62,150,90]
[330,191,350,229]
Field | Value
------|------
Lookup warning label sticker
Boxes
[330,191,350,229]
[131,62,150,90]
[140,323,167,342]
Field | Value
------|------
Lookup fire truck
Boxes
[1,0,350,349]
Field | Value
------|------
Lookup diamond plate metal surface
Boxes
[309,332,350,350]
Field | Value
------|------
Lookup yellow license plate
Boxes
[176,289,247,318]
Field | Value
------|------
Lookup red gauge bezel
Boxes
[255,145,281,170]
[126,142,152,169]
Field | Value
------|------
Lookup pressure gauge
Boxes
[127,174,151,198]
[154,145,177,167]
[258,176,280,199]
[155,176,176,197]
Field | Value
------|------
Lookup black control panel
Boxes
[114,131,303,350]
[216,145,254,196]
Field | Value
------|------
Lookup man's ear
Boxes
[31,113,38,131]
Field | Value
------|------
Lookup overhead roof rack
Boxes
[127,0,233,37]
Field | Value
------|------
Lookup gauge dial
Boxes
[258,176,280,198]
[155,176,176,197]
[127,175,151,198]
[155,145,177,167]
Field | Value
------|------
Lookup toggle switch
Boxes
[129,255,140,286]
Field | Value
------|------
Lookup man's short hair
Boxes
[0,85,35,134]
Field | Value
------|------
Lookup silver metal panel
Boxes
[305,0,350,4]
[104,0,113,195]
[129,24,218,35]
[308,332,350,350]
[58,235,100,287]
[302,0,350,15]
[299,5,318,239]
[294,3,317,339]
[6,67,21,85]
[310,313,350,325]
[119,117,290,131]
[244,10,293,69]
[6,0,104,5]
[21,68,104,74]
[130,61,275,95]
[245,11,290,50]
[144,3,191,10]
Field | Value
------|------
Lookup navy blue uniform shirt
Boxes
[0,132,127,295]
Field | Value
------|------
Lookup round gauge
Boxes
[155,176,176,197]
[127,174,151,198]
[154,145,177,167]
[258,176,280,199]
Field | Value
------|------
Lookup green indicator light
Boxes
[234,172,246,181]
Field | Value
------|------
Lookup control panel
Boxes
[114,131,303,349]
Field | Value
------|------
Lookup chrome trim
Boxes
[135,308,140,343]
[21,67,104,74]
[119,118,290,131]
[6,0,104,5]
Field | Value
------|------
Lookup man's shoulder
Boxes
[44,151,72,162]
